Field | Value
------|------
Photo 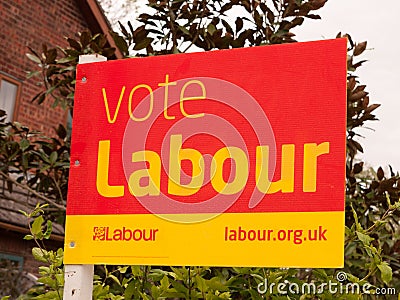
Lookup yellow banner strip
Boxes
[64,211,344,267]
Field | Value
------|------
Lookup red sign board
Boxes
[64,39,346,267]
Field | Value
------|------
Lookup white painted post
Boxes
[64,264,94,299]
[63,53,107,300]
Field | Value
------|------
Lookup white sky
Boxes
[294,0,400,172]
[107,0,400,172]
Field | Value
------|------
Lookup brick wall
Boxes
[0,228,62,276]
[0,0,98,284]
[0,0,91,135]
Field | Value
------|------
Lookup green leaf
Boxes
[356,231,373,245]
[67,38,82,51]
[20,138,30,151]
[134,37,154,50]
[111,32,129,54]
[32,247,48,263]
[23,234,34,240]
[207,23,216,35]
[235,17,243,32]
[31,215,44,235]
[171,280,188,294]
[57,56,76,64]
[55,124,67,139]
[124,281,137,300]
[27,70,40,79]
[37,93,46,104]
[38,275,57,289]
[305,14,321,19]
[344,225,352,238]
[108,274,121,286]
[139,292,152,300]
[351,204,361,231]
[22,154,28,170]
[49,151,58,165]
[39,266,50,274]
[26,53,42,64]
[312,269,328,281]
[93,284,110,299]
[118,265,129,274]
[160,275,170,290]
[151,285,161,299]
[178,25,191,35]
[55,273,64,286]
[354,41,367,56]
[19,210,29,217]
[170,267,186,280]
[45,85,57,96]
[377,262,392,284]
[195,275,208,293]
[207,277,229,291]
[35,290,60,299]
[221,19,233,35]
[44,220,53,239]
[248,289,262,299]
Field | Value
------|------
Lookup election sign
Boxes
[64,38,347,267]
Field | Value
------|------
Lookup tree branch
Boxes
[0,170,66,211]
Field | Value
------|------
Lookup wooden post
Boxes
[63,53,107,300]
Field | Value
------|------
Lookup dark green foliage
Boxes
[26,32,116,111]
[0,112,69,220]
